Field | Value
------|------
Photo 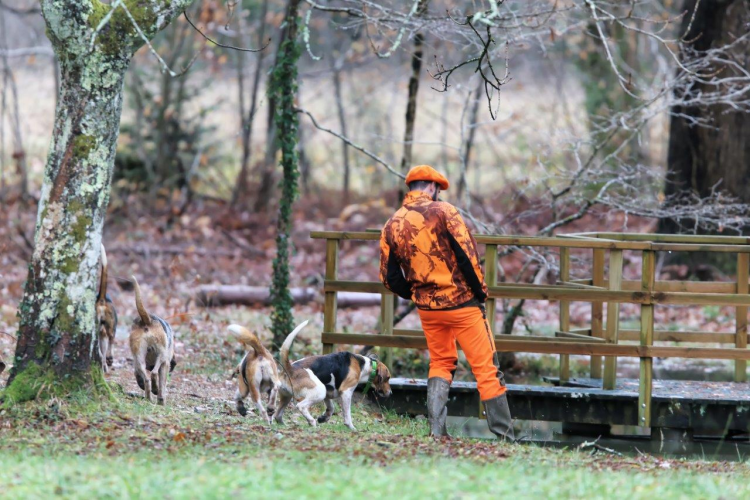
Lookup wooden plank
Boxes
[582,232,750,245]
[603,280,736,294]
[591,249,604,378]
[381,293,395,368]
[484,244,498,333]
[604,250,624,390]
[639,250,655,427]
[619,330,736,344]
[556,331,606,343]
[322,239,339,355]
[324,280,750,307]
[559,247,571,384]
[320,333,750,360]
[312,230,750,247]
[651,243,750,254]
[736,253,749,382]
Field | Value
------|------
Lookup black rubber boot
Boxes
[427,377,450,437]
[483,393,515,441]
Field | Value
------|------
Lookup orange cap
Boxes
[405,165,449,190]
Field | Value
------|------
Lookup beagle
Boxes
[96,245,117,372]
[273,321,392,431]
[228,324,280,423]
[129,276,176,405]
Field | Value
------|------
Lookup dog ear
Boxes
[366,352,380,361]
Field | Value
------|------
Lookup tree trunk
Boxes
[661,0,750,233]
[231,0,269,208]
[398,0,428,200]
[457,81,482,201]
[332,57,351,206]
[6,0,193,402]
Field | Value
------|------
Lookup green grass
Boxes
[2,389,750,499]
[2,449,750,499]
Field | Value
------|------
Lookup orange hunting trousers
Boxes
[418,306,506,401]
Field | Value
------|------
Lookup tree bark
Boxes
[397,0,428,200]
[661,0,750,232]
[7,0,194,400]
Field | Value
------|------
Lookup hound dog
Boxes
[228,324,280,423]
[129,276,176,405]
[273,321,392,431]
[96,245,118,372]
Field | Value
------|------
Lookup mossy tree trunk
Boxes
[268,0,302,348]
[6,0,194,402]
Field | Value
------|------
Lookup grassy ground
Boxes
[1,387,750,499]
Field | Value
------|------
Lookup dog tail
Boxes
[227,325,265,356]
[279,320,309,374]
[132,275,152,326]
[98,244,108,303]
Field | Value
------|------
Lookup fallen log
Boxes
[196,286,317,306]
[195,285,398,308]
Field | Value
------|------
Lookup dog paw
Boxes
[266,406,275,416]
[157,398,165,406]
[106,357,114,368]
[317,415,330,424]
[237,406,248,417]
[347,425,358,432]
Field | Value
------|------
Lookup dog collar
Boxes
[362,360,378,397]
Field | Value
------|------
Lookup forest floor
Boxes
[2,192,750,497]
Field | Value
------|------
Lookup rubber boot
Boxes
[483,393,515,441]
[427,377,450,437]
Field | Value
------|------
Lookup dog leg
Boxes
[340,388,357,431]
[135,360,151,402]
[99,335,109,374]
[235,375,249,417]
[157,361,168,406]
[297,399,318,427]
[317,398,335,424]
[267,385,279,416]
[273,391,293,425]
[106,333,114,369]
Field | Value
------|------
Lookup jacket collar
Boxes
[403,190,433,206]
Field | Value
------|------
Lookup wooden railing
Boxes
[311,230,750,428]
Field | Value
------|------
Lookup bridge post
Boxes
[590,249,605,378]
[639,250,655,428]
[603,249,623,390]
[736,253,748,382]
[322,238,339,355]
[484,244,498,333]
[559,247,571,384]
[380,293,394,368]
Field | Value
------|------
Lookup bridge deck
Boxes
[375,377,750,435]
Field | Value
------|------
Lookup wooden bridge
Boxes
[312,230,750,436]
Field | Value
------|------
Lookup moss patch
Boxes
[87,0,160,56]
[71,213,92,244]
[72,134,96,160]
[1,363,54,407]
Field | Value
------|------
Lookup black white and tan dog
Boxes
[96,244,118,372]
[129,276,176,405]
[272,320,392,431]
[228,324,280,423]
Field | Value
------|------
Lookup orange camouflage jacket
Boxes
[379,191,488,310]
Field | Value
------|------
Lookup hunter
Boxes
[379,165,514,440]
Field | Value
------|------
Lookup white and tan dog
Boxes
[129,276,175,405]
[228,324,280,423]
[273,321,392,431]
